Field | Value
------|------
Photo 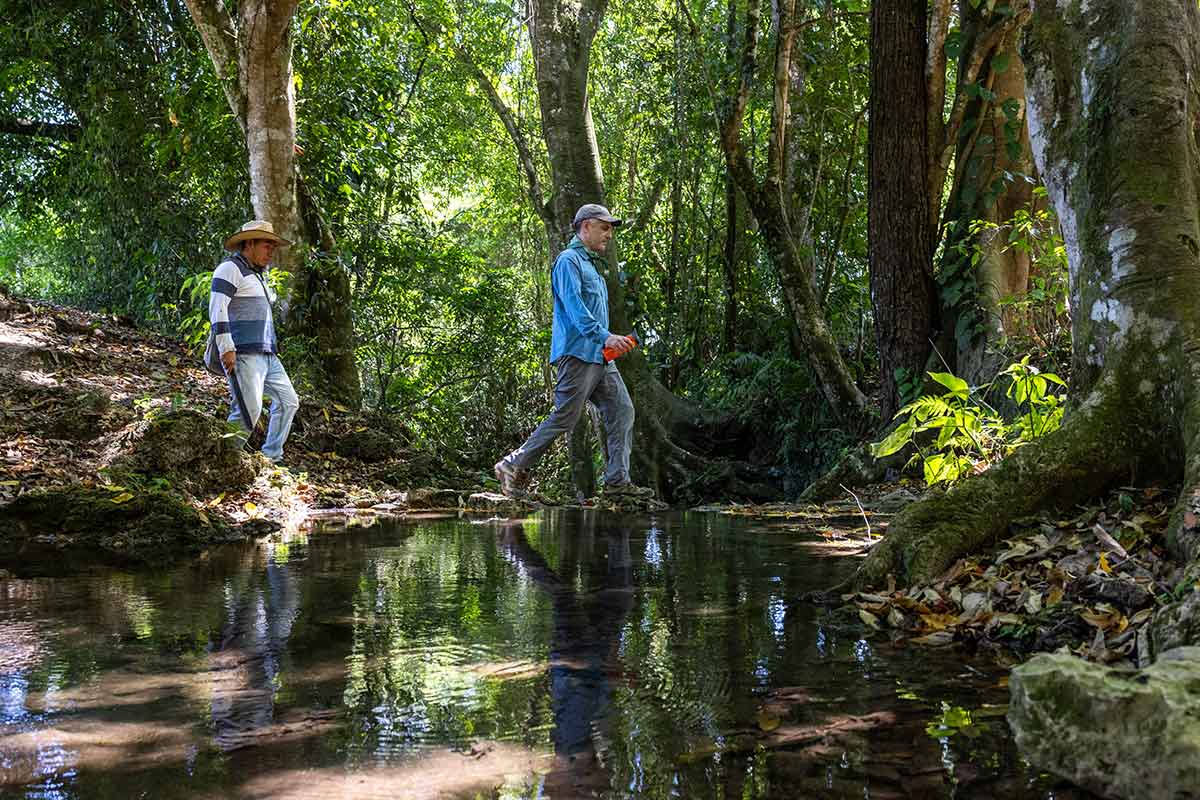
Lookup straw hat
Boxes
[223,220,292,251]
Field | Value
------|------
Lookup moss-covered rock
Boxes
[1147,591,1200,659]
[405,488,463,509]
[1009,650,1200,799]
[0,485,242,566]
[45,391,114,441]
[104,409,258,495]
[334,428,396,463]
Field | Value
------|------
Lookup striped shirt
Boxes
[208,253,278,355]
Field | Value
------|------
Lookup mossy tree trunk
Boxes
[185,0,361,407]
[856,0,1200,608]
[938,2,1039,385]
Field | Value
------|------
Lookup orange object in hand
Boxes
[602,334,638,363]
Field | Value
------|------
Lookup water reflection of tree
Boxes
[338,522,558,759]
[495,516,635,796]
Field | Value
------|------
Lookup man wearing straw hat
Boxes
[205,220,300,463]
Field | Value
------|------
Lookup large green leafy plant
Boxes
[872,357,1066,486]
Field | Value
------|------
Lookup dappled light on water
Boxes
[0,511,1090,798]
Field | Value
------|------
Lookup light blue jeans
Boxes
[227,353,299,462]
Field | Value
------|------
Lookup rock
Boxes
[334,428,397,463]
[870,488,921,514]
[0,485,238,566]
[1146,590,1200,659]
[1081,573,1154,613]
[52,314,96,336]
[1009,651,1200,799]
[104,409,257,495]
[313,488,349,509]
[404,488,462,509]
[466,492,529,513]
[46,391,113,441]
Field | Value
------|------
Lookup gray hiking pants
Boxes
[504,356,635,485]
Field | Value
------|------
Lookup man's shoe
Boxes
[494,459,527,498]
[602,482,655,498]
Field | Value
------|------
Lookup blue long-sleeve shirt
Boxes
[550,236,613,365]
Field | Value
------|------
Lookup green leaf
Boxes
[930,371,969,400]
[991,53,1011,74]
[871,421,914,458]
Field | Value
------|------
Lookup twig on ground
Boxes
[840,483,872,540]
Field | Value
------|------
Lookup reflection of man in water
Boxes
[207,548,301,750]
[496,518,634,790]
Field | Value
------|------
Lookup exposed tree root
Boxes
[853,388,1136,588]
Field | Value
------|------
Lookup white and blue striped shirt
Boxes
[208,253,279,355]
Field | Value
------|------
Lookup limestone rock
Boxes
[1009,651,1200,799]
[404,488,463,509]
[105,409,257,495]
[466,491,530,514]
[1146,590,1200,660]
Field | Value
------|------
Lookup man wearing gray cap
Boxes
[494,204,652,498]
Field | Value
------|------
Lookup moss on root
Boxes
[0,486,242,567]
[855,391,1136,588]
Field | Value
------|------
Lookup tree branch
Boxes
[0,118,81,141]
[626,178,666,234]
[926,0,953,163]
[450,39,551,224]
[182,0,244,128]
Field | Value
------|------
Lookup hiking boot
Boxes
[602,482,655,498]
[493,459,527,498]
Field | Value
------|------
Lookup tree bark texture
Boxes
[868,0,937,423]
[856,0,1200,658]
[939,3,1037,385]
[185,0,361,406]
[714,0,869,425]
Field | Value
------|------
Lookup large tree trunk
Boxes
[869,0,938,422]
[185,0,361,406]
[939,3,1037,385]
[855,0,1200,641]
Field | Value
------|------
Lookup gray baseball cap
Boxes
[573,203,624,228]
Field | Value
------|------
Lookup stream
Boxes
[0,510,1088,798]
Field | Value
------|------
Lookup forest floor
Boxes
[0,293,660,569]
[0,292,1176,668]
[699,484,1180,669]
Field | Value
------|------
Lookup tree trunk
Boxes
[185,0,361,406]
[722,172,739,353]
[713,0,869,425]
[855,0,1200,649]
[868,0,937,423]
[939,3,1037,385]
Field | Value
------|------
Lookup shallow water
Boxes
[0,510,1088,799]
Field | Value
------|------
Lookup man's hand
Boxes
[221,351,237,373]
[604,334,634,356]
